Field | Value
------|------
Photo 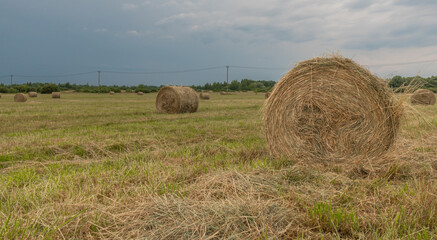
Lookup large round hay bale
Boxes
[14,93,27,102]
[200,93,210,100]
[411,89,436,105]
[109,91,115,95]
[263,56,402,160]
[137,91,144,95]
[28,92,37,97]
[52,92,61,98]
[156,86,199,114]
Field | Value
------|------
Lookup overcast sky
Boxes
[1,0,437,86]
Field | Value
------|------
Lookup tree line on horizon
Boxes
[0,76,436,94]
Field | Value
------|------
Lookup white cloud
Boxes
[122,3,138,10]
[94,28,107,32]
[127,30,140,35]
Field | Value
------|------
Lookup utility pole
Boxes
[226,66,229,92]
[98,70,101,93]
[10,75,13,85]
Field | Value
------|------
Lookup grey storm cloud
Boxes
[1,0,437,85]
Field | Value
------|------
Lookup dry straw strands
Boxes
[156,86,199,113]
[52,92,61,98]
[263,56,403,161]
[137,91,144,95]
[200,93,210,100]
[265,92,271,99]
[14,93,27,102]
[410,89,436,105]
[28,92,37,97]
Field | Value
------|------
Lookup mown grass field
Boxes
[0,92,436,239]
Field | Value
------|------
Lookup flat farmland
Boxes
[0,92,436,239]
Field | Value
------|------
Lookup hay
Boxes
[121,90,126,93]
[265,92,271,99]
[220,91,226,95]
[156,86,199,113]
[411,89,436,105]
[28,92,37,97]
[137,91,144,95]
[109,91,115,95]
[131,90,136,93]
[263,56,403,160]
[14,93,27,102]
[51,92,61,98]
[200,93,210,100]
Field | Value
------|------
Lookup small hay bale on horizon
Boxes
[411,89,436,105]
[156,86,199,114]
[121,90,126,93]
[109,91,115,95]
[28,92,38,97]
[263,55,403,161]
[14,93,27,102]
[137,91,144,95]
[200,93,210,100]
[52,92,61,98]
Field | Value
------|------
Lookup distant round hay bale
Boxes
[265,92,271,99]
[156,86,199,114]
[52,92,61,98]
[200,93,210,100]
[137,91,144,95]
[28,92,37,97]
[14,93,27,102]
[220,91,226,95]
[411,89,436,105]
[109,91,115,95]
[121,90,126,93]
[263,56,402,160]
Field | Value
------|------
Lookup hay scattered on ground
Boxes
[52,92,61,98]
[411,89,436,105]
[14,93,27,102]
[156,86,199,113]
[28,92,37,97]
[263,55,403,161]
[199,93,210,100]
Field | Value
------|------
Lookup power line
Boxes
[103,66,225,74]
[229,65,288,70]
[14,71,96,78]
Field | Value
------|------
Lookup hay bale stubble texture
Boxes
[52,92,61,98]
[156,86,199,114]
[28,92,37,97]
[411,89,436,105]
[14,93,27,102]
[263,56,403,160]
[265,92,271,99]
[200,93,210,100]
